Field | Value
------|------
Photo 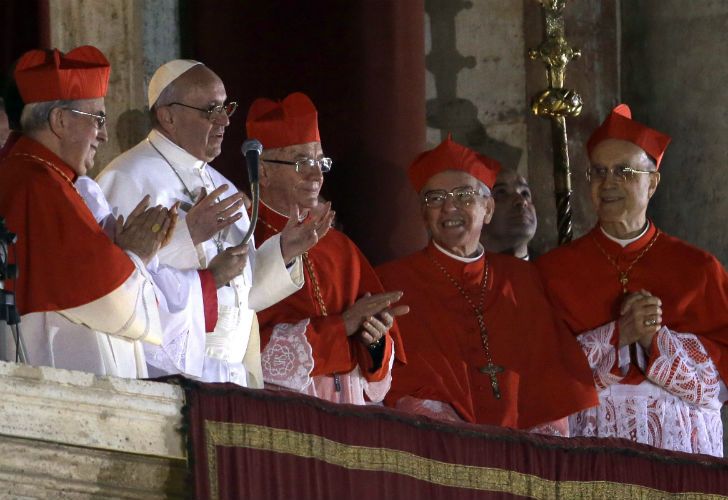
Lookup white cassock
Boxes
[96,129,303,387]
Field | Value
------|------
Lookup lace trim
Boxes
[261,319,314,391]
[577,322,623,389]
[647,329,721,408]
[570,388,724,457]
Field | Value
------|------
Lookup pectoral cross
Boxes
[479,362,503,400]
[619,272,629,294]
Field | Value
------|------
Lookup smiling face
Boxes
[57,97,108,176]
[589,138,660,238]
[259,141,325,214]
[421,169,493,257]
[155,65,229,162]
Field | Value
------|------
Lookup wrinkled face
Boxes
[260,141,325,211]
[60,97,107,176]
[489,169,537,242]
[421,170,493,256]
[589,139,659,227]
[163,66,229,162]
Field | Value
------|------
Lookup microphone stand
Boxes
[240,139,263,246]
[241,181,259,246]
[0,217,26,364]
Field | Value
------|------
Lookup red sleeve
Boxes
[307,315,355,376]
[197,269,218,332]
[0,156,134,314]
[354,335,393,382]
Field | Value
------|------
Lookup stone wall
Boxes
[48,0,180,176]
[622,0,728,265]
[0,361,187,498]
[425,0,620,255]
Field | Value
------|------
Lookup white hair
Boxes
[19,99,83,132]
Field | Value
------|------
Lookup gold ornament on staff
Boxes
[529,0,582,245]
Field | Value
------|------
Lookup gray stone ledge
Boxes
[0,435,188,499]
[0,361,186,460]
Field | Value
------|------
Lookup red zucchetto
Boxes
[14,45,110,104]
[408,134,501,193]
[246,92,320,149]
[587,104,672,169]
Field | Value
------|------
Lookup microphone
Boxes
[241,139,263,184]
[240,139,263,247]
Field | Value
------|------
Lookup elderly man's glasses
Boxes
[423,187,483,209]
[68,109,106,128]
[586,165,654,183]
[169,101,238,121]
[263,157,333,173]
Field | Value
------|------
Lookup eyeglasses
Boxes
[68,109,106,128]
[423,187,483,209]
[169,101,238,121]
[263,157,333,173]
[586,165,654,183]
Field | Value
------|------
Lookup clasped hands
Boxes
[618,289,663,350]
[343,291,410,348]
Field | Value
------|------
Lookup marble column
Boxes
[48,0,180,176]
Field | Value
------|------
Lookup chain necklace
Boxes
[147,138,225,254]
[427,253,503,399]
[592,229,661,294]
[10,153,80,195]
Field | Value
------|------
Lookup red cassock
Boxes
[376,243,597,429]
[537,224,728,385]
[0,136,133,314]
[254,203,406,384]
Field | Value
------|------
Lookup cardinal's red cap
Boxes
[408,134,501,192]
[14,46,110,104]
[246,92,320,149]
[587,104,671,168]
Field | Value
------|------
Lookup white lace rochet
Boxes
[571,322,725,457]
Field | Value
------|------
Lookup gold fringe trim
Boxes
[204,420,727,500]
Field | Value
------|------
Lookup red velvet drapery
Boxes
[182,381,728,500]
[181,0,428,265]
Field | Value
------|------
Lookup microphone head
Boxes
[242,139,263,156]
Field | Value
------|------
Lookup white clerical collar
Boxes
[148,128,207,172]
[600,221,650,248]
[433,240,484,263]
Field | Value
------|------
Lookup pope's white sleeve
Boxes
[249,234,304,311]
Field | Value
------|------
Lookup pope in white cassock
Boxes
[97,60,332,387]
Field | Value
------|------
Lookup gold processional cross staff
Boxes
[529,0,582,246]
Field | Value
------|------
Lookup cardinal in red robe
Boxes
[0,46,166,377]
[377,136,597,433]
[537,104,728,456]
[245,92,407,405]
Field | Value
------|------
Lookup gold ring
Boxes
[151,223,162,233]
[368,338,383,350]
